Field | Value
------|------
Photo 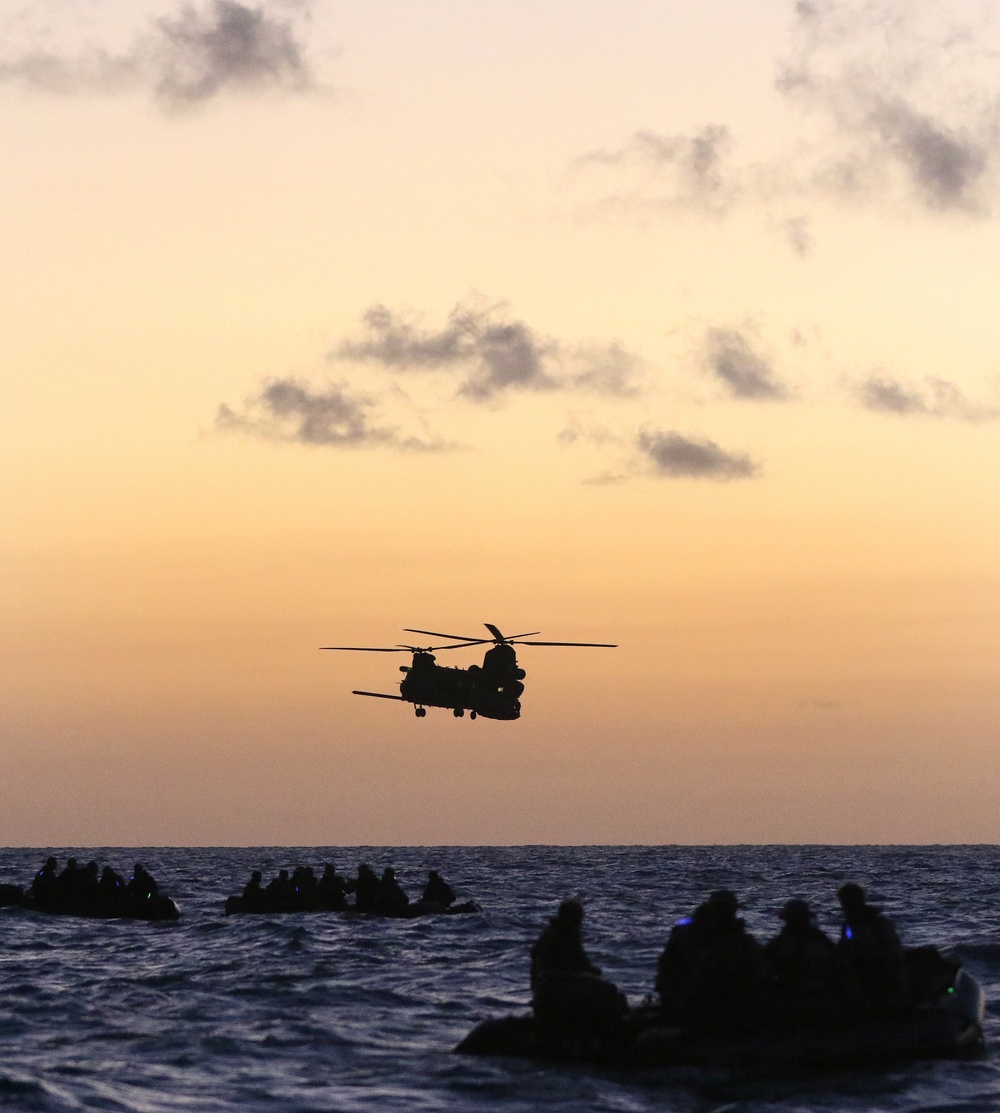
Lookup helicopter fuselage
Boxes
[398,648,525,720]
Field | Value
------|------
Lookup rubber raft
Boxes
[223,894,481,918]
[457,966,986,1072]
[0,884,180,922]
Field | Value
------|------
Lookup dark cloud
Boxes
[335,301,643,402]
[704,328,789,400]
[865,97,990,212]
[857,374,999,421]
[576,124,739,216]
[154,0,315,105]
[215,377,446,450]
[636,429,759,480]
[0,1,316,108]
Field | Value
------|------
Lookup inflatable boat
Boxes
[457,959,985,1072]
[224,894,481,917]
[0,885,180,922]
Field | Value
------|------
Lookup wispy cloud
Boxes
[335,300,644,402]
[857,373,999,421]
[636,429,760,480]
[572,1,1000,233]
[704,327,790,400]
[0,1,317,108]
[780,0,1000,215]
[215,377,447,450]
[798,697,842,711]
[576,125,739,217]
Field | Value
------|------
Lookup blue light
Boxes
[676,916,692,926]
[845,925,853,940]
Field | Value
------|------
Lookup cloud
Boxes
[798,697,842,711]
[0,1,317,108]
[335,300,644,402]
[576,125,739,216]
[779,0,1000,214]
[569,342,644,398]
[572,1,1000,232]
[636,429,760,480]
[704,327,790,400]
[857,374,1000,421]
[557,418,620,446]
[215,377,447,450]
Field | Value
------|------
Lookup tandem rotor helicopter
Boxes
[322,623,617,720]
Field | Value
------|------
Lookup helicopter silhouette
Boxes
[322,623,616,720]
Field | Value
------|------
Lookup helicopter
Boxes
[321,623,616,720]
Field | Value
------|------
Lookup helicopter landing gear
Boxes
[415,707,426,718]
[453,707,464,717]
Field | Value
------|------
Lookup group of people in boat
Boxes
[230,863,458,916]
[25,857,164,916]
[531,883,950,1034]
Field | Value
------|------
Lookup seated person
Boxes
[837,882,907,1010]
[377,867,410,916]
[765,898,852,1024]
[530,899,601,989]
[317,864,348,909]
[352,864,380,913]
[422,870,455,908]
[241,870,265,910]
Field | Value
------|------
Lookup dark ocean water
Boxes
[1,845,998,1112]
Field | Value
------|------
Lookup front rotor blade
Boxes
[511,640,618,648]
[320,646,410,652]
[404,627,485,643]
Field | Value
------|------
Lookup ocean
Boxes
[0,845,997,1112]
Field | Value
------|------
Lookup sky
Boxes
[2,0,999,846]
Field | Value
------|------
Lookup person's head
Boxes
[383,867,395,880]
[428,870,440,881]
[556,899,584,927]
[251,870,262,883]
[780,898,812,928]
[708,889,740,919]
[838,883,866,913]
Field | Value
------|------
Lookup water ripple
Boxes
[1,846,998,1111]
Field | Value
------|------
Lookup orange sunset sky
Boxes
[2,0,999,845]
